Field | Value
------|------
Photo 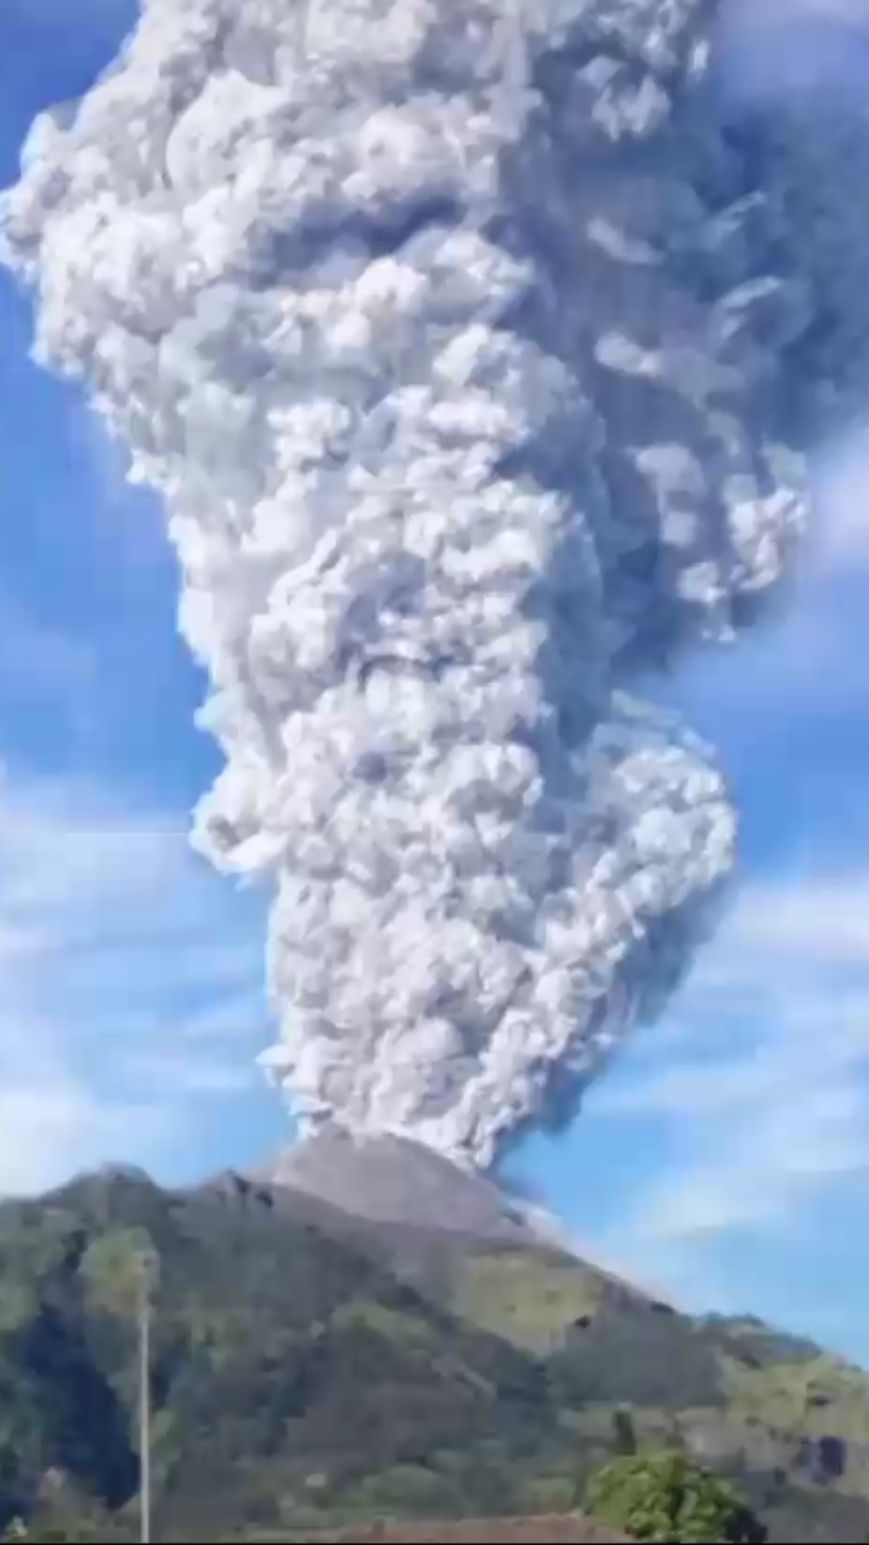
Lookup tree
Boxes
[586,1449,767,1543]
[612,1406,638,1456]
[81,1230,159,1545]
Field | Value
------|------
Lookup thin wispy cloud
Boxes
[0,1084,168,1197]
[722,878,869,967]
[0,587,95,689]
[613,1088,869,1241]
[589,866,869,1257]
[812,422,869,572]
[0,769,273,1195]
[721,0,869,106]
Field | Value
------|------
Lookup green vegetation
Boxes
[80,1228,158,1322]
[586,1450,765,1543]
[448,1247,603,1354]
[0,1167,865,1541]
[2,1520,87,1542]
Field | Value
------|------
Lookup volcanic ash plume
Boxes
[4,0,868,1168]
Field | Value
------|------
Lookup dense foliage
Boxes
[586,1450,765,1543]
[0,1168,866,1541]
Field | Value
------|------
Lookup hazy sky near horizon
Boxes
[4,0,869,1365]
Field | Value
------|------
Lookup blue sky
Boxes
[4,0,869,1367]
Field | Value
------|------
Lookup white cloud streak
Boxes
[0,770,268,1195]
[589,867,869,1252]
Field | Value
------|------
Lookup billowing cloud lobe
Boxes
[4,0,869,1166]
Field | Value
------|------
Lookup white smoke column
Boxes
[2,0,865,1168]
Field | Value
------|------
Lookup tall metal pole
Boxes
[139,1268,151,1545]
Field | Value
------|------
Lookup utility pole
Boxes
[80,1227,159,1544]
[137,1246,158,1545]
[139,1271,150,1544]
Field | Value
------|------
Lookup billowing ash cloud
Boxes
[4,0,869,1169]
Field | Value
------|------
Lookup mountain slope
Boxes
[0,1164,579,1542]
[0,1151,867,1542]
[257,1130,536,1246]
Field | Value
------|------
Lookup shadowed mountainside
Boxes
[0,1145,866,1541]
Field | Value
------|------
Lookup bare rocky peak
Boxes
[255,1127,538,1246]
